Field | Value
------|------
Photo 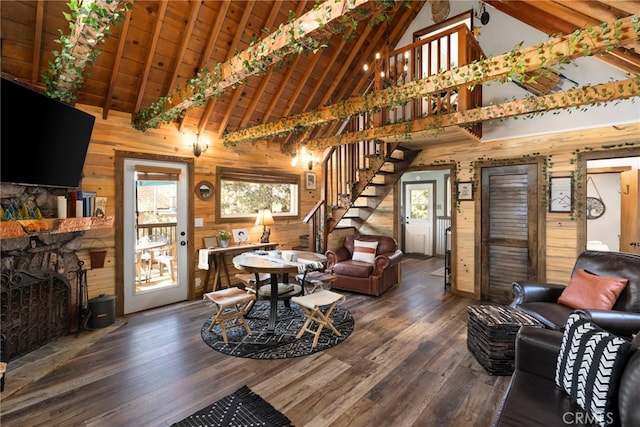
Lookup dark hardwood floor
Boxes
[1,257,510,426]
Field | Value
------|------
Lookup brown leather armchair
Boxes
[325,234,403,296]
[511,250,640,333]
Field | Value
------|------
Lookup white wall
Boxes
[586,173,621,251]
[397,1,640,142]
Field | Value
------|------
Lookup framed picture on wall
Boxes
[457,181,473,201]
[304,171,317,190]
[549,176,573,213]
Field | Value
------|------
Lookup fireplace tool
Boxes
[75,261,90,337]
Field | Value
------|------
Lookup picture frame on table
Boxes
[304,171,317,190]
[232,228,250,243]
[549,176,573,213]
[457,181,473,201]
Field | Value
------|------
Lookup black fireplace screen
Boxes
[1,270,71,361]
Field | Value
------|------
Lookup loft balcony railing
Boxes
[303,24,483,252]
[369,23,483,137]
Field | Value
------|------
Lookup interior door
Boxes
[620,169,640,254]
[404,181,435,256]
[481,164,540,303]
[123,159,189,314]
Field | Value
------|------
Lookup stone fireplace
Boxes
[1,232,85,360]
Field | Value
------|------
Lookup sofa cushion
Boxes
[555,313,632,426]
[332,259,373,277]
[352,240,378,264]
[558,269,628,311]
[493,370,595,427]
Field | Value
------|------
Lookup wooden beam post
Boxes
[223,15,640,146]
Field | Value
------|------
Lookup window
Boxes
[216,167,299,222]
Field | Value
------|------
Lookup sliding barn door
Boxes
[481,164,541,303]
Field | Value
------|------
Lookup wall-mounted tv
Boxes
[1,78,96,188]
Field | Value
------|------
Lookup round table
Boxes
[232,251,326,333]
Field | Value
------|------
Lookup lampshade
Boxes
[255,209,275,226]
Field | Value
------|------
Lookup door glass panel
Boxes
[410,189,430,220]
[135,179,178,292]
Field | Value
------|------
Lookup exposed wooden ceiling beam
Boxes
[133,0,389,131]
[166,0,202,94]
[134,0,168,112]
[195,1,232,135]
[238,2,286,129]
[31,0,44,84]
[214,0,258,136]
[485,1,640,74]
[307,78,640,150]
[223,15,639,146]
[102,8,132,120]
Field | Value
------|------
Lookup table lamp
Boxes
[255,208,275,243]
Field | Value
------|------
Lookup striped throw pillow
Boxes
[555,313,632,426]
[352,240,378,264]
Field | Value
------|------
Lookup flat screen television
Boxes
[1,77,96,188]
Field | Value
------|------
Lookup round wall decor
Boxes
[586,196,605,220]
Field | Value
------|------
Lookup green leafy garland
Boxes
[43,0,131,104]
[131,0,400,131]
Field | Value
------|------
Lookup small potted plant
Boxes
[219,230,231,248]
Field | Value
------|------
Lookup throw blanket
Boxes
[198,249,209,270]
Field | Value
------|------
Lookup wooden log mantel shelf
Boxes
[0,216,114,240]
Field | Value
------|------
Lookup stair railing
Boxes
[306,24,483,251]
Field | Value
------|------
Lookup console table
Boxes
[202,242,277,292]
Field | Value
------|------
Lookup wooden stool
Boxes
[204,287,257,344]
[291,290,345,348]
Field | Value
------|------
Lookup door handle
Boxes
[180,241,187,246]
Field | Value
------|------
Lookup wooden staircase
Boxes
[329,142,420,231]
[296,137,420,252]
[297,23,482,252]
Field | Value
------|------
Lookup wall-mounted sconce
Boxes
[193,133,208,157]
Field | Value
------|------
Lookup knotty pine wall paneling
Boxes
[76,105,319,307]
[410,122,640,298]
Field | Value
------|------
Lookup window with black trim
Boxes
[216,167,300,222]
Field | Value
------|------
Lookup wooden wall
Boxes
[406,123,640,297]
[71,105,639,303]
[75,106,321,301]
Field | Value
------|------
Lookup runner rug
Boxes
[201,300,354,359]
[171,385,292,427]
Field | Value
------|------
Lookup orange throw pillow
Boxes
[558,269,628,310]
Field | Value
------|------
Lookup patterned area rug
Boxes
[201,300,354,359]
[171,385,292,427]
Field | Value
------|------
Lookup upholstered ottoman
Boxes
[467,304,542,375]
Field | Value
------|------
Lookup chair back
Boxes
[573,251,640,312]
[343,234,398,256]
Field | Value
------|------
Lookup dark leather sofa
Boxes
[492,324,640,427]
[325,234,402,296]
[511,251,640,333]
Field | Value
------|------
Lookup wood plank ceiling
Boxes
[1,1,638,152]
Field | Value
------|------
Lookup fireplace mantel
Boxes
[0,216,114,240]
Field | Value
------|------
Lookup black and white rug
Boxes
[201,300,354,359]
[171,385,292,427]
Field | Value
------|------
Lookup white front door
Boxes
[404,182,435,256]
[123,159,189,314]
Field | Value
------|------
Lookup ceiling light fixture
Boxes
[193,133,208,157]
